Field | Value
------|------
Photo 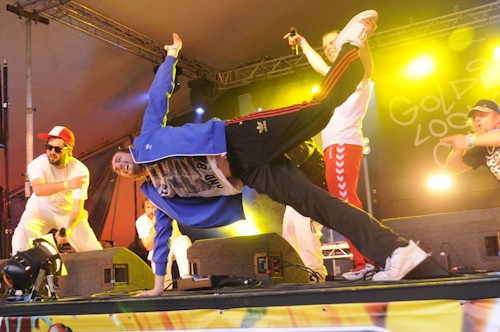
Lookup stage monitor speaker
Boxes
[57,247,154,297]
[186,233,309,285]
[382,207,500,272]
[0,259,8,292]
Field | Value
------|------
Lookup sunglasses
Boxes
[45,144,67,153]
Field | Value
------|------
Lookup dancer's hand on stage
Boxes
[136,289,162,296]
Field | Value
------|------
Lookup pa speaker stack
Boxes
[382,207,500,273]
[56,247,154,297]
[183,233,309,287]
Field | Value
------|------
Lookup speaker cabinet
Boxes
[187,233,309,284]
[382,208,500,272]
[57,247,154,297]
[0,259,8,292]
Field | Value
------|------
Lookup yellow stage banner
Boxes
[0,298,499,331]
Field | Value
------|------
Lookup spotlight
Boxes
[195,107,205,115]
[2,236,64,301]
[362,137,371,155]
[188,77,213,111]
[404,55,435,79]
[427,173,453,192]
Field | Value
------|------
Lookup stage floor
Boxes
[2,241,500,331]
[1,272,500,329]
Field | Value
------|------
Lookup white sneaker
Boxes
[334,10,378,51]
[372,240,427,281]
[342,263,376,281]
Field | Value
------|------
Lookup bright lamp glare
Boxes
[311,85,320,95]
[195,107,205,115]
[236,221,260,236]
[405,56,435,79]
[427,173,453,192]
[494,46,500,59]
[483,48,500,88]
[225,219,260,237]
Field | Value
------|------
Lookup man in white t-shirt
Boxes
[136,197,192,289]
[11,126,103,254]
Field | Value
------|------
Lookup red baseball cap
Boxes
[37,126,75,147]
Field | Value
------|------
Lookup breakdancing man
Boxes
[112,10,427,296]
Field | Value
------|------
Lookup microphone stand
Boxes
[1,60,12,259]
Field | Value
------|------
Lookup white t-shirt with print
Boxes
[321,78,372,148]
[25,154,89,214]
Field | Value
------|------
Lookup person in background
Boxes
[282,19,377,281]
[11,126,102,254]
[282,139,328,281]
[136,197,192,289]
[441,99,500,180]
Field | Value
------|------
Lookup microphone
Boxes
[59,228,67,237]
[289,27,298,55]
[2,59,7,110]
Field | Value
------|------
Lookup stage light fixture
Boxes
[404,55,435,80]
[427,173,453,192]
[188,77,213,112]
[362,137,371,155]
[2,236,63,301]
[494,46,500,59]
[311,85,320,95]
[195,107,205,115]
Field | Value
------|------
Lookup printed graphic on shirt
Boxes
[486,148,500,181]
[45,163,74,209]
[146,156,226,198]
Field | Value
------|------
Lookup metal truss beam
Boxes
[370,1,500,50]
[8,0,218,83]
[8,0,500,91]
[223,1,500,89]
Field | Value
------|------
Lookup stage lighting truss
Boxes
[8,0,500,91]
[2,237,63,302]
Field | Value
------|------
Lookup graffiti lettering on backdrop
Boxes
[388,57,499,167]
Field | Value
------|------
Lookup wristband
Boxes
[64,181,69,190]
[466,133,477,148]
[166,45,179,51]
[298,38,306,46]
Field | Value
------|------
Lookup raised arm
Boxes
[283,31,329,76]
[358,19,376,79]
[140,33,182,134]
[358,41,373,79]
